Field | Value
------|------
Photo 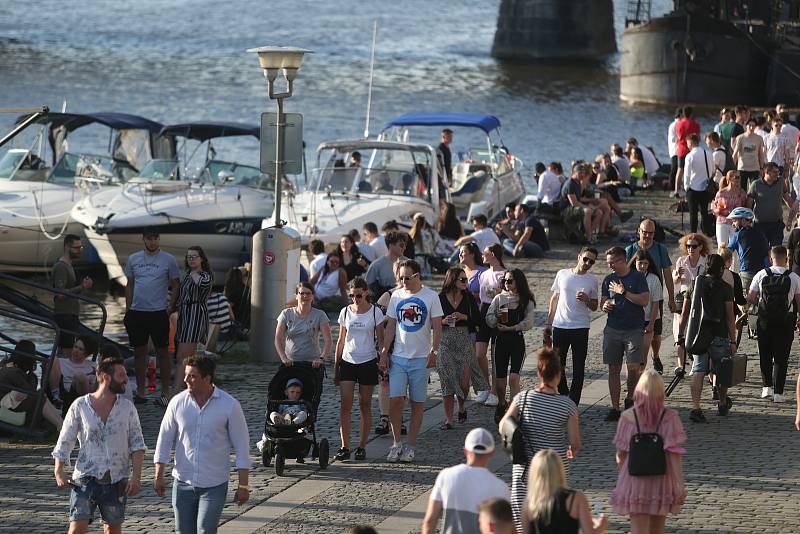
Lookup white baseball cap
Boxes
[464,427,495,454]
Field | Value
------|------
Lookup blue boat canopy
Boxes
[16,112,164,132]
[381,112,502,134]
[160,122,260,141]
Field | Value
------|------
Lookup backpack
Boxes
[757,268,793,328]
[715,146,735,175]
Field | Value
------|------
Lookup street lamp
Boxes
[247,45,310,363]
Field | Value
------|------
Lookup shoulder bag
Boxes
[500,391,528,465]
[628,408,667,476]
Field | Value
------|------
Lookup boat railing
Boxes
[625,0,651,27]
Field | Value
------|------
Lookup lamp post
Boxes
[247,45,310,362]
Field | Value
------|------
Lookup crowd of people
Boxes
[2,108,800,534]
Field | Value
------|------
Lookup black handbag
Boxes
[500,391,528,465]
[628,409,667,476]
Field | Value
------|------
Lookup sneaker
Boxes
[399,445,415,463]
[624,398,634,410]
[773,393,785,403]
[604,408,621,422]
[717,403,730,416]
[761,387,774,399]
[386,445,402,463]
[620,210,634,223]
[375,416,391,435]
[354,447,366,460]
[652,357,664,375]
[474,390,490,404]
[689,409,707,423]
[334,447,351,461]
[484,393,499,406]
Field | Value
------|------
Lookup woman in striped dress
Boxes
[499,347,580,533]
[173,246,213,393]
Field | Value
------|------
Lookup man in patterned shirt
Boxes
[52,355,146,534]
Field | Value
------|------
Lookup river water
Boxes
[1,0,718,346]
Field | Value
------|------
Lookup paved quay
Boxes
[1,191,799,533]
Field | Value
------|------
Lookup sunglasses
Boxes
[348,293,364,299]
[186,254,199,260]
[582,257,596,265]
[457,277,468,282]
[503,278,515,284]
[686,243,699,249]
[399,273,419,282]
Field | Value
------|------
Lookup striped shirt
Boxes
[207,292,232,332]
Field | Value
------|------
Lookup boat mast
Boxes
[363,20,378,139]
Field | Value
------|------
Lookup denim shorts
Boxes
[691,336,730,374]
[389,355,429,402]
[602,326,644,365]
[69,477,127,525]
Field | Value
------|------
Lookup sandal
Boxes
[440,422,453,430]
[458,410,467,424]
[334,447,351,461]
[354,447,366,460]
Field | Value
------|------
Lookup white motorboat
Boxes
[380,112,525,222]
[0,112,168,271]
[71,122,280,284]
[265,139,441,244]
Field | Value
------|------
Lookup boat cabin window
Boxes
[49,153,137,186]
[137,159,180,181]
[198,160,265,187]
[0,150,48,182]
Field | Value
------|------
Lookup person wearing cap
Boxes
[725,206,770,295]
[421,428,508,534]
[123,226,180,403]
[269,377,308,425]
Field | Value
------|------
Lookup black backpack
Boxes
[757,268,793,328]
[715,146,735,175]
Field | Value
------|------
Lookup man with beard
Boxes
[53,356,146,534]
[51,234,93,358]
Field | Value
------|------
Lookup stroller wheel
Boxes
[275,453,285,476]
[319,439,330,469]
[261,442,273,467]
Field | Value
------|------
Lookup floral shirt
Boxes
[52,395,146,484]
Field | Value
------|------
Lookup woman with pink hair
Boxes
[610,370,687,534]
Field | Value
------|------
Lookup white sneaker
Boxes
[399,445,415,463]
[773,393,785,403]
[386,444,403,463]
[474,390,489,403]
[761,387,774,399]
[484,393,499,406]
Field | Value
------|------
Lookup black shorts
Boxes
[337,359,379,386]
[476,302,496,343]
[678,155,686,168]
[54,313,80,349]
[494,332,526,378]
[124,309,170,349]
[653,318,663,336]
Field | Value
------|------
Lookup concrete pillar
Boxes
[492,0,616,61]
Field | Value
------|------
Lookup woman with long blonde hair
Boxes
[611,370,687,534]
[711,170,747,247]
[522,449,607,534]
[672,232,712,369]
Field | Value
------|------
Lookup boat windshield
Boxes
[137,159,180,181]
[0,149,49,181]
[197,160,269,188]
[49,153,139,186]
[312,146,435,200]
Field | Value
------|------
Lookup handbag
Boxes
[499,391,528,465]
[628,408,667,476]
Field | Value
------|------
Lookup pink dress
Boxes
[610,408,687,516]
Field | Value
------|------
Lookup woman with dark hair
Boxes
[275,282,332,369]
[437,267,481,428]
[0,340,63,429]
[459,243,486,298]
[224,267,249,329]
[457,243,490,398]
[437,202,463,241]
[172,246,213,396]
[628,250,664,372]
[629,146,646,189]
[334,277,384,461]
[486,268,535,419]
[337,234,370,281]
[310,253,349,312]
[499,348,580,532]
[474,243,507,407]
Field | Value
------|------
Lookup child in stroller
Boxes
[269,378,309,425]
[258,363,329,475]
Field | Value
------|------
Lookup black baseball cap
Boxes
[142,226,160,238]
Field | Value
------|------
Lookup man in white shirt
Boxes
[349,228,377,262]
[705,131,729,183]
[764,118,793,180]
[422,428,508,534]
[381,259,443,463]
[683,133,715,235]
[363,222,388,257]
[668,107,682,197]
[53,356,146,534]
[308,239,327,279]
[536,162,562,207]
[610,144,631,186]
[154,355,251,533]
[545,247,599,405]
[745,246,800,403]
[454,214,501,253]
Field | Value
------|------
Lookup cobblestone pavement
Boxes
[1,191,799,533]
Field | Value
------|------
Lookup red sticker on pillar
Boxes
[262,251,275,266]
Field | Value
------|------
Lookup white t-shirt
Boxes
[640,145,660,176]
[478,268,505,305]
[537,169,562,204]
[550,268,598,329]
[309,254,327,279]
[469,227,501,251]
[668,119,679,158]
[749,266,800,300]
[337,304,385,364]
[356,241,377,262]
[59,358,97,391]
[387,286,443,359]
[430,464,509,534]
[370,236,388,257]
[644,272,664,322]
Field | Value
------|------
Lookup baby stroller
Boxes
[261,362,329,476]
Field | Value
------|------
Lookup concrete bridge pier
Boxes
[492,0,617,61]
